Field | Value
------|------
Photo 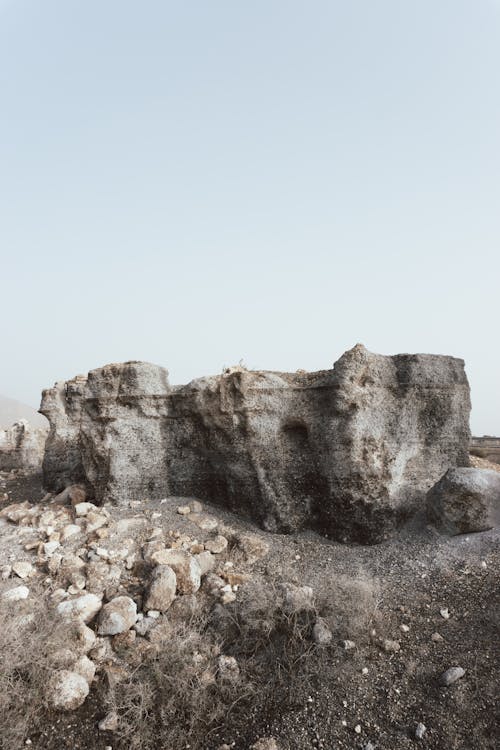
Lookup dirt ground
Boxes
[0,469,498,750]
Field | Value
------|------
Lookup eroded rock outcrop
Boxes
[0,419,48,471]
[39,345,471,542]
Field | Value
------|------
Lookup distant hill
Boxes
[0,395,48,429]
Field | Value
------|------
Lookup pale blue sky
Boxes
[1,1,498,434]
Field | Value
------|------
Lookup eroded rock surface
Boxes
[40,346,471,542]
[0,419,47,471]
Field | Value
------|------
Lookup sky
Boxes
[0,1,498,434]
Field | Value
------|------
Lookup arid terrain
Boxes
[0,353,498,750]
[1,463,498,750]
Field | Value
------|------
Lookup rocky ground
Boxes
[0,468,498,750]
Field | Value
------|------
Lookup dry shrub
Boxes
[106,616,250,750]
[0,583,69,750]
[107,572,381,749]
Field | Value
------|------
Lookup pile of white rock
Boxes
[0,488,270,714]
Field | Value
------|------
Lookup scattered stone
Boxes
[144,565,177,612]
[74,654,96,684]
[0,564,12,579]
[431,632,444,642]
[312,619,332,645]
[11,561,34,579]
[2,585,29,601]
[61,524,81,541]
[56,593,103,623]
[98,710,119,732]
[439,666,465,686]
[190,513,218,532]
[400,624,410,633]
[85,511,108,533]
[97,596,137,635]
[74,502,97,517]
[47,670,90,710]
[415,722,426,739]
[134,616,157,636]
[342,640,356,650]
[189,500,203,513]
[221,589,237,604]
[43,540,61,556]
[250,738,279,750]
[237,533,270,563]
[70,622,97,654]
[150,549,201,594]
[440,608,450,619]
[204,535,228,554]
[195,550,215,576]
[383,639,401,653]
[177,505,191,515]
[354,724,362,733]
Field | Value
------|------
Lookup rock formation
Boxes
[0,419,48,471]
[40,345,471,543]
[426,467,500,534]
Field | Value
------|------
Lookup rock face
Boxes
[0,419,48,471]
[40,346,471,543]
[40,376,87,492]
[427,467,500,534]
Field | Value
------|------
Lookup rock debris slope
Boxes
[40,345,471,543]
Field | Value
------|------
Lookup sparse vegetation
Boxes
[0,584,68,750]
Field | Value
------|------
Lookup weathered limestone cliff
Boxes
[0,419,48,471]
[40,345,471,542]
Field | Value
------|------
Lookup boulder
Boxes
[56,593,102,623]
[39,347,471,543]
[47,669,90,710]
[150,549,201,594]
[97,596,137,635]
[144,565,177,612]
[427,468,500,534]
[2,585,29,601]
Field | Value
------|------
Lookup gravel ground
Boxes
[1,469,498,750]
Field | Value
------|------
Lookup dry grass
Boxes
[0,569,381,750]
[108,572,381,749]
[106,616,245,749]
[0,583,69,750]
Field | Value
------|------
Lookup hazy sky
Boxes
[1,1,498,434]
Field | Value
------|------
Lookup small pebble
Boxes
[354,724,362,734]
[440,608,450,620]
[400,624,410,633]
[431,632,444,642]
[383,639,401,652]
[342,639,356,650]
[439,666,465,686]
[415,722,426,739]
